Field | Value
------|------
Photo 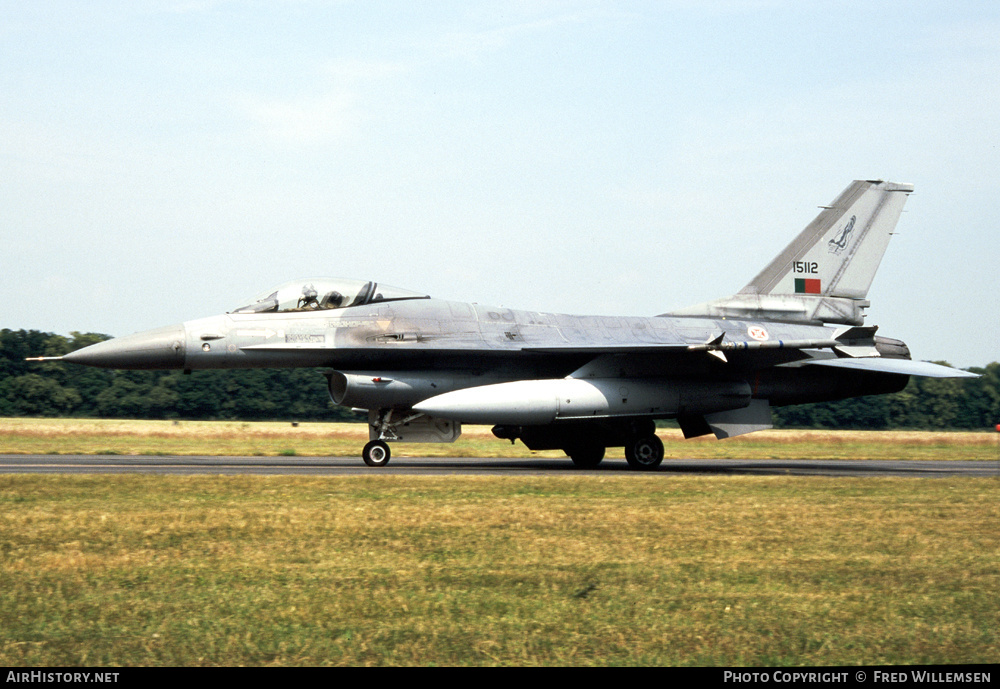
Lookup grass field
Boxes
[1,473,997,666]
[1,418,997,460]
[1,419,998,666]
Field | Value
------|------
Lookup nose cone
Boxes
[63,324,187,370]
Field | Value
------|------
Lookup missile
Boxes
[413,378,752,425]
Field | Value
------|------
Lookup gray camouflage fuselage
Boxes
[47,180,977,469]
[61,295,911,420]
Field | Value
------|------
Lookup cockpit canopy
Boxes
[231,278,429,314]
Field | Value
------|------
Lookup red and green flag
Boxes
[795,278,821,294]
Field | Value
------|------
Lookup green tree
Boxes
[3,373,82,416]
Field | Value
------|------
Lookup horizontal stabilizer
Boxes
[802,358,978,378]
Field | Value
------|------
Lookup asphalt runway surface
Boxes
[1,454,997,477]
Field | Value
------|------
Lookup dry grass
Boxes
[1,474,997,666]
[0,418,995,460]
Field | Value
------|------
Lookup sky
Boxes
[3,0,998,368]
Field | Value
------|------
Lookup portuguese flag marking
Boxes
[795,278,822,294]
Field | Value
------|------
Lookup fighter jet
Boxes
[36,180,976,469]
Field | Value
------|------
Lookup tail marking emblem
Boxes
[828,215,856,255]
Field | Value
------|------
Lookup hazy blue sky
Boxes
[3,1,997,367]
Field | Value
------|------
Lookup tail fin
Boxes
[668,180,914,325]
[740,180,913,300]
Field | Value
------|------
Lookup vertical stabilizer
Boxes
[740,180,913,300]
[667,180,913,325]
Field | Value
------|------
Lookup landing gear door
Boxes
[368,410,461,443]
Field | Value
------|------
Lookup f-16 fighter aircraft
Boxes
[39,180,976,469]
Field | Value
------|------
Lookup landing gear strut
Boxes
[360,408,462,467]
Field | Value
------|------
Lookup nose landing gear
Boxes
[362,440,391,467]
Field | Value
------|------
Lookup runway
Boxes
[1,454,996,477]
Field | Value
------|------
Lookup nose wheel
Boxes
[362,440,391,467]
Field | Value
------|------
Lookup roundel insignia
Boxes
[747,325,769,341]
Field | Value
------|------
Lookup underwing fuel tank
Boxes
[412,378,752,425]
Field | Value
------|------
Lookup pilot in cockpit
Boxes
[295,284,321,310]
[321,291,344,308]
[292,284,347,311]
[232,278,427,315]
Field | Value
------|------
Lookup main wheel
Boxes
[624,435,664,470]
[565,444,605,469]
[362,440,391,467]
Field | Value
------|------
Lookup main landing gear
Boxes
[495,420,666,470]
[624,434,664,470]
[567,434,664,470]
[564,444,606,469]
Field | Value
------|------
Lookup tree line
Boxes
[2,329,997,430]
[1,330,361,422]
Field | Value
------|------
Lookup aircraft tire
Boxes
[565,444,605,469]
[624,435,664,470]
[362,440,391,467]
